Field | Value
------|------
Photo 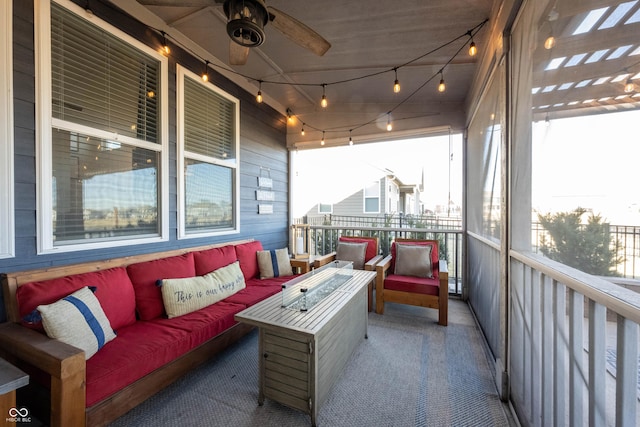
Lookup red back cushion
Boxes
[193,245,238,276]
[16,267,136,331]
[127,252,196,320]
[339,236,378,262]
[234,241,263,280]
[390,241,439,275]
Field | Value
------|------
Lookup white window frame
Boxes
[35,0,169,253]
[0,0,14,259]
[176,65,240,239]
[363,180,381,214]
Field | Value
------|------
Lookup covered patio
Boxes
[1,0,639,426]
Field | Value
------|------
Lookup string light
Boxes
[393,68,401,93]
[147,18,489,148]
[469,40,477,56]
[438,71,446,93]
[320,84,328,108]
[467,31,477,56]
[624,78,635,93]
[202,60,209,82]
[256,80,263,103]
[544,35,556,50]
[161,31,170,55]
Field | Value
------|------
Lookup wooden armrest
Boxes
[313,252,337,269]
[375,255,392,275]
[0,323,86,427]
[364,254,384,271]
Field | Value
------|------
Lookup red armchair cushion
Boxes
[383,274,440,296]
[127,252,196,320]
[16,267,137,331]
[234,240,263,281]
[193,245,238,276]
[339,236,378,262]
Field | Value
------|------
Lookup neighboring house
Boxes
[304,174,423,222]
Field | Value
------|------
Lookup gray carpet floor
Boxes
[108,300,516,427]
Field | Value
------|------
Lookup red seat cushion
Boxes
[16,267,136,331]
[384,274,440,296]
[193,245,238,276]
[234,240,263,280]
[339,236,378,263]
[127,252,196,320]
[224,281,283,306]
[85,300,244,407]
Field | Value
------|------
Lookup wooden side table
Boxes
[289,256,314,274]
[0,358,29,426]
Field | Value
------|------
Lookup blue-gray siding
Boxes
[1,0,290,321]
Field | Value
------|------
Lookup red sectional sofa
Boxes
[0,239,297,427]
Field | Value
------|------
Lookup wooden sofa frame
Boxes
[0,239,256,427]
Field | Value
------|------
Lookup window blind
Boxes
[183,77,236,160]
[51,3,159,143]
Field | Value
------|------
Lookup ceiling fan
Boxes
[137,0,331,65]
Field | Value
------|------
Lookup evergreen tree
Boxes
[538,208,622,276]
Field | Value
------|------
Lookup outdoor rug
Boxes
[108,301,514,427]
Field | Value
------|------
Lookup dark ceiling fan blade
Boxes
[229,40,250,65]
[136,0,223,6]
[266,6,331,56]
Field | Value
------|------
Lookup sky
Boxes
[291,133,463,217]
[532,109,640,225]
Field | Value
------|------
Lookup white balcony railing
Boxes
[510,250,640,426]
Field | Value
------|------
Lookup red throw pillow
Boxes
[127,252,196,320]
[234,241,263,280]
[193,245,238,276]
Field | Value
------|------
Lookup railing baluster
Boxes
[553,280,567,425]
[569,289,584,427]
[542,274,554,425]
[615,315,638,427]
[589,300,607,427]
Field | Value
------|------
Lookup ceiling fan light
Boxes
[224,0,268,48]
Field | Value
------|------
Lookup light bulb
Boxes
[321,94,328,108]
[469,41,477,56]
[386,114,392,131]
[202,60,209,82]
[349,135,353,146]
[256,80,263,103]
[161,31,170,55]
[624,78,635,93]
[393,68,401,93]
[544,36,555,50]
[301,126,305,136]
[438,78,446,93]
[321,132,325,146]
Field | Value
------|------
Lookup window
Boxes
[0,0,13,258]
[364,181,380,213]
[177,66,239,238]
[318,203,332,214]
[37,0,168,252]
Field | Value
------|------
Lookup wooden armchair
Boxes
[375,238,448,326]
[313,236,383,311]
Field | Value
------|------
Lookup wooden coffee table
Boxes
[235,264,376,426]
